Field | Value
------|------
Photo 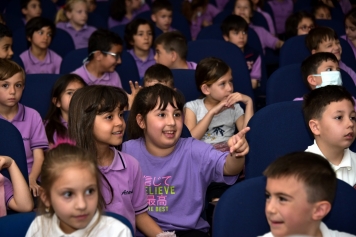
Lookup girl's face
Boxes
[22,0,42,21]
[205,69,233,102]
[67,2,88,27]
[297,17,314,35]
[138,99,183,157]
[314,7,331,20]
[345,18,356,41]
[234,0,252,23]
[93,106,125,148]
[28,26,53,50]
[42,165,98,234]
[55,80,85,118]
[132,24,153,52]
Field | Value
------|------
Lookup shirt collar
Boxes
[99,147,126,173]
[28,48,51,65]
[83,62,110,82]
[128,48,155,63]
[65,22,88,31]
[0,103,25,122]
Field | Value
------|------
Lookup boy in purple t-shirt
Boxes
[0,24,14,59]
[151,0,176,33]
[20,17,62,74]
[72,29,123,88]
[0,59,48,197]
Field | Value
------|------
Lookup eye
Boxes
[174,112,182,117]
[38,31,43,35]
[1,84,8,88]
[85,188,95,195]
[63,191,72,198]
[67,91,74,96]
[105,114,113,120]
[119,112,124,117]
[278,196,287,202]
[158,113,165,117]
[265,192,271,200]
[15,83,23,88]
[350,116,356,121]
[335,116,342,120]
[326,67,332,71]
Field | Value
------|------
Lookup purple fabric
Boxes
[127,49,155,78]
[187,61,197,69]
[190,4,220,40]
[48,117,74,149]
[341,35,356,60]
[19,49,62,74]
[72,63,123,88]
[0,104,49,175]
[339,0,352,14]
[250,24,278,54]
[250,55,262,81]
[99,148,148,231]
[215,0,230,10]
[267,0,293,35]
[108,3,150,29]
[56,22,96,49]
[4,176,13,209]
[256,7,276,36]
[122,137,237,232]
[340,60,356,86]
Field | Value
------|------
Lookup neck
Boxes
[96,144,114,166]
[86,61,105,78]
[171,58,188,69]
[304,224,323,237]
[30,46,47,60]
[145,139,176,157]
[133,47,149,61]
[315,139,345,165]
[69,21,84,31]
[61,111,68,123]
[204,96,220,110]
[0,103,19,121]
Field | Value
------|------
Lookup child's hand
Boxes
[226,92,252,107]
[29,178,41,197]
[209,99,234,115]
[202,20,212,27]
[0,156,13,170]
[127,81,142,110]
[228,127,250,157]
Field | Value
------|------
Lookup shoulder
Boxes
[48,49,62,61]
[72,65,85,74]
[22,104,42,121]
[320,222,355,237]
[118,150,140,169]
[185,99,203,108]
[19,50,29,58]
[56,22,66,28]
[96,215,131,235]
[122,138,143,151]
[257,232,273,237]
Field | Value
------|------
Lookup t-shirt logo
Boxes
[144,175,174,213]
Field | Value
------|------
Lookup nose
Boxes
[75,194,87,210]
[226,82,233,92]
[265,199,276,215]
[9,48,14,57]
[154,53,158,62]
[166,114,176,126]
[9,85,16,95]
[116,56,122,64]
[114,114,124,127]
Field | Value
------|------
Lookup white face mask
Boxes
[313,71,342,89]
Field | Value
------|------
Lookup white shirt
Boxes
[258,222,356,237]
[305,140,356,187]
[25,211,132,237]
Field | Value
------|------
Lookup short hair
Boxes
[154,31,188,60]
[21,0,40,9]
[345,7,356,27]
[25,17,56,40]
[144,64,174,87]
[305,26,338,52]
[264,151,337,204]
[0,59,25,81]
[301,52,338,90]
[221,15,249,36]
[303,85,355,131]
[0,24,12,40]
[312,2,331,17]
[151,0,173,14]
[87,29,123,61]
[124,18,154,50]
[285,11,315,40]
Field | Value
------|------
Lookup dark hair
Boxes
[45,74,87,144]
[88,29,123,61]
[303,85,355,132]
[301,52,338,90]
[195,57,231,94]
[221,15,249,37]
[305,26,338,52]
[109,0,127,21]
[151,0,173,14]
[285,11,315,40]
[154,31,188,60]
[182,0,208,23]
[144,64,174,87]
[0,23,12,40]
[253,0,264,9]
[0,13,5,24]
[312,2,331,18]
[127,84,185,139]
[21,0,40,9]
[345,7,356,27]
[264,151,337,204]
[25,16,56,40]
[124,18,154,50]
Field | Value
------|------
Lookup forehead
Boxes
[317,59,338,69]
[299,17,313,24]
[1,72,25,82]
[52,165,97,188]
[236,0,250,7]
[109,44,123,53]
[155,9,172,15]
[72,1,87,9]
[137,24,151,31]
[28,0,40,5]
[266,176,308,198]
[322,99,354,114]
[0,36,13,46]
[316,7,330,13]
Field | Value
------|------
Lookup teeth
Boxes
[164,131,174,134]
[112,131,122,134]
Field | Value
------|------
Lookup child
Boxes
[122,84,250,235]
[20,17,62,74]
[303,85,356,188]
[124,18,155,79]
[108,0,150,29]
[0,155,34,216]
[25,144,132,236]
[0,24,14,59]
[285,11,315,40]
[234,0,284,54]
[151,0,175,33]
[221,15,262,89]
[68,86,164,236]
[44,74,87,149]
[154,31,197,69]
[266,0,293,35]
[21,0,42,24]
[306,26,356,86]
[260,151,355,237]
[86,0,96,13]
[143,63,174,88]
[312,2,332,20]
[0,59,48,197]
[56,0,97,49]
[251,0,276,35]
[72,29,123,88]
[182,0,220,40]
[342,8,356,59]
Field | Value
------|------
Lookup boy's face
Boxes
[154,44,173,68]
[28,26,53,50]
[310,59,339,87]
[22,0,42,21]
[265,176,318,237]
[223,30,247,50]
[314,7,331,20]
[313,38,342,60]
[99,44,123,72]
[151,9,173,32]
[345,18,356,42]
[144,79,173,89]
[0,36,14,59]
[0,72,25,109]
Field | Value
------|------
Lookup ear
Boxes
[312,201,331,221]
[222,34,229,42]
[93,51,103,61]
[307,75,318,87]
[21,8,28,16]
[39,188,51,208]
[52,97,61,108]
[151,14,157,22]
[311,49,317,55]
[26,35,32,42]
[200,84,210,96]
[171,50,178,62]
[309,119,321,136]
[136,114,146,129]
[65,10,72,20]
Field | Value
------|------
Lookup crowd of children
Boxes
[1,0,356,237]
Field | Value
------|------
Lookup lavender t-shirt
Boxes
[4,176,13,209]
[108,3,150,29]
[122,137,237,232]
[341,35,356,60]
[187,61,197,70]
[340,61,356,86]
[190,4,220,40]
[20,49,62,74]
[256,7,276,36]
[250,24,278,54]
[56,22,96,49]
[268,0,293,35]
[127,48,155,79]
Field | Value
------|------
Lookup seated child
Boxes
[0,24,13,59]
[0,155,33,216]
[0,59,48,197]
[72,29,123,87]
[151,0,175,33]
[284,11,315,40]
[303,85,356,188]
[261,151,355,237]
[342,8,356,59]
[20,17,62,74]
[312,2,332,20]
[45,74,87,148]
[143,63,174,88]
[21,0,42,25]
[125,18,155,79]
[221,15,262,89]
[251,0,276,36]
[306,26,356,86]
[154,31,197,69]
[55,0,97,49]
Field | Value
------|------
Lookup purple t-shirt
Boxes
[190,4,220,40]
[215,0,229,10]
[187,61,197,70]
[339,0,352,14]
[250,24,278,54]
[56,22,96,49]
[108,3,150,29]
[268,0,293,35]
[340,61,356,86]
[20,49,62,74]
[3,176,13,209]
[0,104,48,174]
[249,55,262,81]
[72,63,123,88]
[256,7,276,36]
[47,117,74,149]
[341,35,356,60]
[127,49,155,79]
[122,137,237,232]
[99,148,148,231]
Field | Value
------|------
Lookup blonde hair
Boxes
[0,59,25,82]
[55,0,87,23]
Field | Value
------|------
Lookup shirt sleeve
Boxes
[233,103,245,123]
[261,27,279,50]
[250,55,262,81]
[29,108,49,151]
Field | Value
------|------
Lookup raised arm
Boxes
[29,149,45,197]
